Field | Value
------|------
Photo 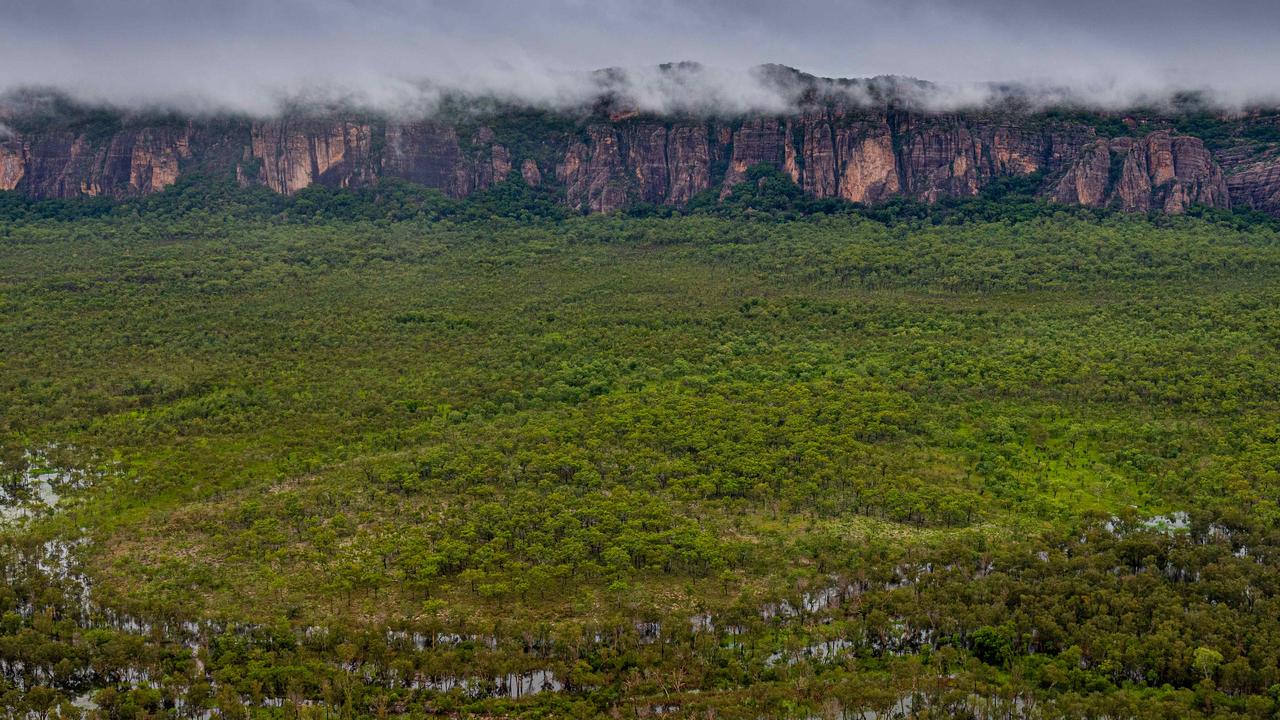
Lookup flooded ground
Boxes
[0,459,1257,718]
[0,448,95,523]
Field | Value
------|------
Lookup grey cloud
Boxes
[0,0,1276,114]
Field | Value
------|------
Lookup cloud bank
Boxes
[0,0,1277,115]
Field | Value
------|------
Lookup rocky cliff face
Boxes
[1052,141,1112,207]
[381,120,468,196]
[1051,131,1230,212]
[833,119,901,204]
[555,121,718,212]
[0,140,26,191]
[3,102,1277,217]
[704,109,1097,206]
[374,121,517,198]
[558,125,629,213]
[721,118,789,197]
[1,125,194,198]
[665,124,711,206]
[1217,144,1280,216]
[246,119,375,194]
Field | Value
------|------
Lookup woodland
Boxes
[2,172,1280,718]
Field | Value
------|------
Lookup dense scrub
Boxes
[2,180,1280,717]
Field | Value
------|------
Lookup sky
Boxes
[1,0,1277,113]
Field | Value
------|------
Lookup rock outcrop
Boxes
[0,140,26,190]
[1053,141,1113,207]
[1053,132,1229,212]
[382,120,469,196]
[721,118,789,197]
[895,118,984,201]
[554,121,718,211]
[665,123,711,205]
[711,111,1098,206]
[834,120,900,203]
[1,101,1271,217]
[1112,132,1229,212]
[376,121,516,197]
[118,127,191,194]
[247,120,375,194]
[625,122,671,204]
[521,158,542,187]
[2,126,194,198]
[1218,144,1280,216]
[467,128,513,191]
[558,125,629,213]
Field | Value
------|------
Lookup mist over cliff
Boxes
[2,0,1278,115]
[2,0,1279,219]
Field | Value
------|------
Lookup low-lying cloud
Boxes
[0,0,1277,115]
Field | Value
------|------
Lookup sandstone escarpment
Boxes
[894,118,984,201]
[721,118,789,197]
[24,133,102,197]
[891,117,1097,203]
[1,100,1268,217]
[1053,140,1112,207]
[382,121,469,196]
[1053,132,1229,213]
[378,121,517,197]
[625,123,671,204]
[3,125,194,198]
[707,111,1098,207]
[1114,132,1229,212]
[465,127,514,191]
[665,123,711,205]
[0,140,25,190]
[110,126,192,195]
[797,111,838,198]
[558,125,629,213]
[1217,143,1280,216]
[555,121,716,211]
[788,111,901,204]
[247,120,375,194]
[834,119,900,203]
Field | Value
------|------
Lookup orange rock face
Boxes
[1054,132,1229,213]
[799,113,838,197]
[0,141,24,190]
[1218,144,1280,216]
[0,103,1262,217]
[123,127,191,194]
[835,122,900,204]
[558,125,628,213]
[991,127,1041,176]
[713,112,1093,206]
[249,120,375,195]
[1053,141,1112,207]
[665,124,711,206]
[721,118,788,198]
[490,145,513,185]
[521,158,542,187]
[9,126,193,198]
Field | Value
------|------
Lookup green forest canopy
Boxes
[2,178,1280,718]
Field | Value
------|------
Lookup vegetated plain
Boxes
[3,175,1280,718]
